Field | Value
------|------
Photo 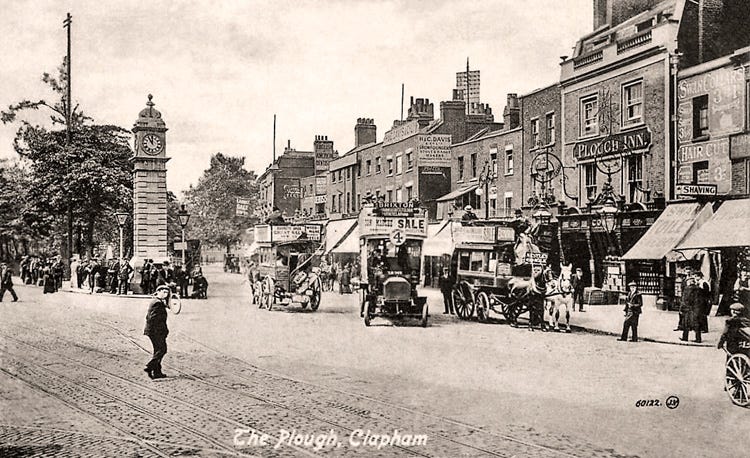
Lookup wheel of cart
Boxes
[475,291,492,323]
[725,348,750,407]
[304,276,322,311]
[451,281,475,320]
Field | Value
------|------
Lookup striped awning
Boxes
[677,198,750,250]
[622,202,712,260]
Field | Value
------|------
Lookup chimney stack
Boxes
[503,93,520,130]
[354,118,377,146]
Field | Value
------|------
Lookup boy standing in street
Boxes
[144,285,170,379]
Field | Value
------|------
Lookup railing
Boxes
[617,30,652,54]
[573,50,603,69]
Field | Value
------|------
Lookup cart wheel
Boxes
[168,293,182,315]
[452,287,474,320]
[726,353,750,407]
[476,292,491,323]
[364,300,371,327]
[420,303,428,328]
[309,277,321,311]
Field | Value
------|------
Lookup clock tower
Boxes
[131,94,169,290]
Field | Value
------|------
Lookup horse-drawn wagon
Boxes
[449,220,569,329]
[253,223,323,312]
[359,201,429,327]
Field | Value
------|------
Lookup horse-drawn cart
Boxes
[450,221,560,327]
[359,201,429,327]
[253,224,323,312]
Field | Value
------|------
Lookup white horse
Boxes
[546,263,574,332]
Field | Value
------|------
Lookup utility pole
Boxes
[466,57,470,115]
[63,12,73,273]
[400,83,404,122]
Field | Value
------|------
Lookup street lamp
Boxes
[114,212,129,260]
[477,160,495,219]
[534,209,552,225]
[598,204,619,234]
[178,204,191,266]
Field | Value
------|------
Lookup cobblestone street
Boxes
[0,266,747,457]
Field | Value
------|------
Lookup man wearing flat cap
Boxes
[717,303,750,357]
[619,280,642,342]
[144,284,171,379]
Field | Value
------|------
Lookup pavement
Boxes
[418,287,726,347]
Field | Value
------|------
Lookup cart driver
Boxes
[717,303,750,356]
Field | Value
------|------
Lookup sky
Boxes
[0,0,592,195]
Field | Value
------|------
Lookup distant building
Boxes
[440,94,522,219]
[255,141,315,221]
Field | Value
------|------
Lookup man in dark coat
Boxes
[680,274,703,343]
[0,263,19,302]
[118,259,133,295]
[571,267,586,312]
[191,272,209,299]
[619,281,643,342]
[144,285,170,379]
[175,264,189,298]
[438,267,454,314]
[140,259,152,294]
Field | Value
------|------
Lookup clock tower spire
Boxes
[130,94,170,292]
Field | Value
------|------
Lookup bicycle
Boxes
[166,282,182,315]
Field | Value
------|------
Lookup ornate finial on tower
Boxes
[135,93,165,129]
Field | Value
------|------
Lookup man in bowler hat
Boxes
[144,285,171,379]
[619,280,643,342]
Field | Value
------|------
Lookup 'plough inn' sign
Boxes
[573,126,652,160]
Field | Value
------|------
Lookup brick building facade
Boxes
[327,95,501,221]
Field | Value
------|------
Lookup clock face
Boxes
[141,134,163,155]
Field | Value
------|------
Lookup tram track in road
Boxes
[90,317,582,457]
[174,331,583,458]
[94,320,440,458]
[0,331,316,458]
[0,367,173,457]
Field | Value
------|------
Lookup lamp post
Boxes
[534,209,552,225]
[178,204,191,266]
[114,213,129,260]
[596,177,620,255]
[476,160,495,219]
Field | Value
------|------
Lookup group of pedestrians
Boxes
[318,258,358,294]
[69,257,134,295]
[18,255,65,294]
[139,259,208,299]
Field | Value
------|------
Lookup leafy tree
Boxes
[183,153,258,253]
[1,59,133,260]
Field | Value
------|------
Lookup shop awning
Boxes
[324,218,358,255]
[436,185,479,202]
[677,198,750,250]
[331,223,360,254]
[622,202,713,260]
[423,220,454,257]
